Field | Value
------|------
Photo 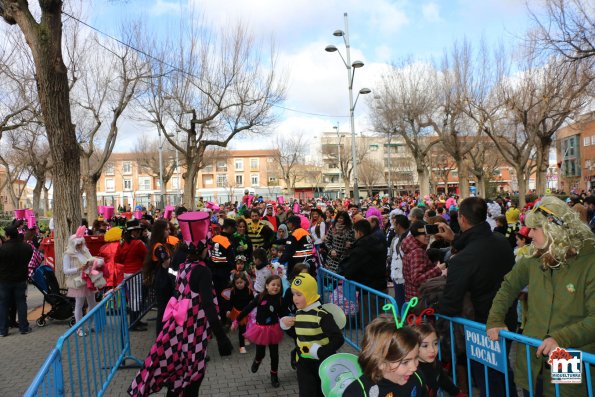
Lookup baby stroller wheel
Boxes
[36,318,46,327]
[69,317,76,327]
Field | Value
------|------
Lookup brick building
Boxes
[556,112,595,193]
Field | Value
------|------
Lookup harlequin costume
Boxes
[128,212,232,397]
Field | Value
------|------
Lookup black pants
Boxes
[238,324,246,347]
[296,357,324,397]
[255,344,279,372]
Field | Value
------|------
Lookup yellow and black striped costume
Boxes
[295,306,330,358]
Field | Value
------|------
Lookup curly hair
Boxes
[526,201,595,269]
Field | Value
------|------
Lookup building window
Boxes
[105,162,115,175]
[202,175,213,185]
[584,137,591,147]
[369,144,379,151]
[105,178,115,192]
[172,177,179,189]
[250,158,259,170]
[234,159,244,171]
[123,179,132,191]
[139,177,152,191]
[216,160,227,172]
[203,164,213,172]
[235,175,244,187]
[267,157,274,163]
[122,161,132,174]
[586,160,591,169]
[592,136,595,145]
[251,174,259,186]
[216,174,228,188]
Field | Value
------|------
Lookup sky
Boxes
[89,0,537,153]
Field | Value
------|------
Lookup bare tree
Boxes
[499,41,592,195]
[68,23,151,224]
[427,146,455,194]
[372,60,440,197]
[1,1,83,281]
[466,139,506,198]
[358,157,383,197]
[528,0,595,62]
[133,137,179,187]
[139,20,285,206]
[272,134,307,194]
[0,142,31,209]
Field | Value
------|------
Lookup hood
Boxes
[400,233,425,255]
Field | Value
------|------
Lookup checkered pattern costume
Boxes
[128,260,218,396]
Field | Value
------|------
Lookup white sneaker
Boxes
[239,347,247,354]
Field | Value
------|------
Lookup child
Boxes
[232,275,284,388]
[230,255,249,280]
[252,248,272,296]
[280,263,310,370]
[343,316,427,397]
[280,273,344,397]
[412,322,466,397]
[228,272,253,354]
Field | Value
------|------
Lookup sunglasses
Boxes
[533,200,565,226]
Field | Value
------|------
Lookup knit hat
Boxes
[409,220,427,237]
[291,273,320,306]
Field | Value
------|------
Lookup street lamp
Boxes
[333,123,346,198]
[326,12,371,203]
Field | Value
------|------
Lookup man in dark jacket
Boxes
[280,216,314,275]
[437,197,516,397]
[0,226,33,336]
[209,218,236,324]
[340,219,387,326]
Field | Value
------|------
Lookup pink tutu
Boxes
[243,323,284,345]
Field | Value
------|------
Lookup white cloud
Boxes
[422,2,442,23]
[148,0,183,16]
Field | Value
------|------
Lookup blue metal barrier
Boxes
[437,314,594,397]
[25,285,143,397]
[317,267,399,350]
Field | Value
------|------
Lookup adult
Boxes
[568,195,588,223]
[387,214,410,310]
[339,219,388,325]
[129,212,233,397]
[408,207,424,223]
[487,196,595,397]
[63,227,97,337]
[437,197,516,397]
[401,220,445,301]
[143,220,175,336]
[279,215,314,275]
[247,208,275,250]
[309,209,326,261]
[0,226,33,336]
[116,219,149,331]
[208,218,237,325]
[585,195,595,232]
[322,211,355,273]
[231,218,253,263]
[262,203,280,232]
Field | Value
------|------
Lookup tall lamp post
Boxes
[333,123,346,198]
[326,12,371,204]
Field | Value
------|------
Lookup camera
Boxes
[424,224,440,235]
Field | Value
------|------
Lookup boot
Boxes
[270,371,280,388]
[290,348,297,370]
[251,359,261,373]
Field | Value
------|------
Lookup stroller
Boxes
[30,265,75,327]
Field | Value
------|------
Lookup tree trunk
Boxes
[43,186,50,216]
[535,141,551,196]
[344,177,350,199]
[475,175,487,198]
[19,6,81,285]
[183,156,199,208]
[32,177,44,215]
[417,163,430,198]
[85,179,99,225]
[457,159,470,199]
[516,166,528,208]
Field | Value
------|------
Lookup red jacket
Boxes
[115,239,148,275]
[98,241,124,287]
[401,234,441,300]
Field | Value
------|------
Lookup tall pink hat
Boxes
[97,206,105,215]
[177,211,210,246]
[163,205,175,220]
[103,206,115,220]
[14,209,26,219]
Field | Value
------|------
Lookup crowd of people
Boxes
[0,188,594,396]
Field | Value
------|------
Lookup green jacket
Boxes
[486,244,595,391]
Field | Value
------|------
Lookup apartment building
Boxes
[556,112,595,193]
[95,149,284,208]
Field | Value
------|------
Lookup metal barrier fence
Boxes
[436,314,594,397]
[123,271,156,329]
[317,269,593,397]
[317,267,398,350]
[25,282,143,397]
